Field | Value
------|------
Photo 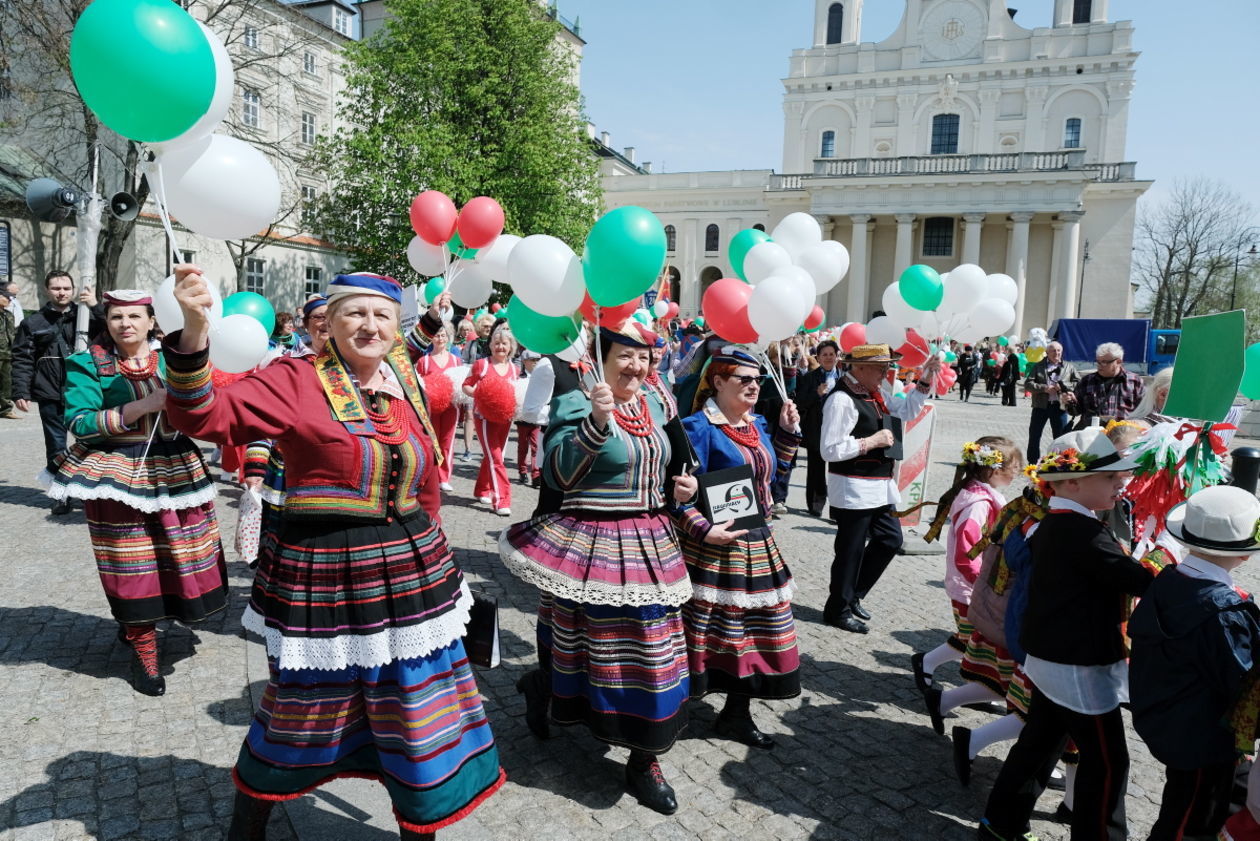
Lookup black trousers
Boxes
[983,687,1129,841]
[1027,405,1072,463]
[825,505,902,618]
[805,445,828,513]
[37,399,67,473]
[1001,383,1018,405]
[1147,761,1236,841]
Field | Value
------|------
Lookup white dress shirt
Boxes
[820,374,930,510]
[517,358,554,425]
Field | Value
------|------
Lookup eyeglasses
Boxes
[1095,357,1121,365]
[725,374,765,387]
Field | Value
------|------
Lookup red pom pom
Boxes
[473,374,518,423]
[423,371,454,415]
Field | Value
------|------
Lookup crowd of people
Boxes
[11,263,1260,841]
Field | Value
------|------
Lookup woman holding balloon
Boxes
[462,322,519,515]
[164,268,503,841]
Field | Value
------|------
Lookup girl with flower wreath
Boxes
[912,437,1023,732]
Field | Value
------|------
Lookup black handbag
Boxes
[463,590,500,669]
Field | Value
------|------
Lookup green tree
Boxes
[309,0,602,283]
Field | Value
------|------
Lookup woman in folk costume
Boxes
[163,269,503,841]
[45,289,227,697]
[645,333,678,421]
[462,321,518,515]
[415,318,460,492]
[500,319,698,816]
[674,346,801,747]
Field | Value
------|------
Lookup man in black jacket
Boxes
[12,270,102,510]
[795,340,841,516]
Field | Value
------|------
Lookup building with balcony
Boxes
[602,0,1151,334]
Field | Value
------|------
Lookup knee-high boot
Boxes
[226,790,275,841]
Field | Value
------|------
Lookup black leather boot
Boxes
[399,828,436,841]
[515,668,551,739]
[715,695,774,749]
[625,750,678,815]
[226,790,275,841]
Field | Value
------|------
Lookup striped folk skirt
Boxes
[958,628,1016,698]
[234,641,504,833]
[677,526,800,700]
[84,497,228,626]
[537,594,690,754]
[948,600,974,653]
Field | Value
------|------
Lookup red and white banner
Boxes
[895,403,936,527]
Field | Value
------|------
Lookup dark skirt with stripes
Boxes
[537,594,690,754]
[958,628,1016,698]
[234,641,505,832]
[678,526,800,700]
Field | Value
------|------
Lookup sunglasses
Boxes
[725,374,767,387]
[1095,357,1121,364]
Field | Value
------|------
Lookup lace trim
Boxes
[497,529,693,607]
[42,472,218,513]
[242,581,474,671]
[689,580,796,609]
[259,487,286,506]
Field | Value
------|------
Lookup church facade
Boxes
[601,0,1150,335]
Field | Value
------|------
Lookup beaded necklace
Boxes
[612,393,653,437]
[720,421,762,449]
[363,393,411,445]
[118,353,158,381]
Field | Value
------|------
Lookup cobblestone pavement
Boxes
[2,389,1256,841]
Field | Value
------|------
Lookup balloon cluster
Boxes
[406,191,507,311]
[70,0,281,240]
[151,276,277,373]
[875,263,1019,348]
[702,213,850,344]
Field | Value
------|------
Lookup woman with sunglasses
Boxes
[673,346,802,748]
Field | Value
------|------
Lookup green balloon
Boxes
[898,264,944,311]
[944,351,958,363]
[929,342,939,355]
[446,231,478,260]
[997,335,1010,347]
[1017,353,1028,374]
[423,276,446,305]
[505,295,582,354]
[1242,343,1260,400]
[222,291,275,335]
[728,228,772,282]
[70,0,217,142]
[694,316,706,329]
[583,206,667,307]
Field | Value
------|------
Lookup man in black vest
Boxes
[820,344,939,633]
[795,339,841,516]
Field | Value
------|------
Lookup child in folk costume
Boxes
[913,438,1023,731]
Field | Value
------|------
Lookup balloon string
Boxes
[592,306,605,383]
[153,163,211,323]
[759,349,799,434]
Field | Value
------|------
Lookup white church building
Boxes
[600,0,1150,335]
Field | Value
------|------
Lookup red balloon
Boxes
[667,301,680,318]
[456,196,505,249]
[702,277,757,343]
[839,322,866,352]
[579,291,637,330]
[934,366,958,396]
[410,191,458,245]
[489,302,502,313]
[804,305,825,331]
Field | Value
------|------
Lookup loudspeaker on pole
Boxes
[108,192,139,221]
[24,178,81,223]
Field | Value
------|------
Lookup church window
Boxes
[1063,118,1082,149]
[922,217,954,257]
[665,225,677,252]
[820,130,836,158]
[705,224,720,253]
[931,114,960,155]
[1072,0,1092,24]
[826,3,844,44]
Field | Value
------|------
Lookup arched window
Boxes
[1072,0,1092,24]
[931,113,960,155]
[752,223,766,232]
[820,130,836,158]
[921,217,955,257]
[1063,118,1082,149]
[826,3,844,44]
[664,224,677,252]
[705,224,720,253]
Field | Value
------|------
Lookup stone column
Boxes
[1047,218,1064,320]
[1056,211,1085,321]
[1025,86,1049,152]
[894,213,916,279]
[854,95,875,159]
[846,214,872,323]
[977,89,1000,154]
[961,213,986,266]
[1092,0,1109,22]
[1005,212,1035,335]
[681,218,701,315]
[895,94,918,155]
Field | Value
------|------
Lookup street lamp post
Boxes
[1231,241,1258,311]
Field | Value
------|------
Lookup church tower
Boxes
[813,0,862,47]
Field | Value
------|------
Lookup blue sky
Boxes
[561,0,1259,211]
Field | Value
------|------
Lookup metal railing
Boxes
[767,151,1137,189]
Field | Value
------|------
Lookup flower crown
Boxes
[962,441,1005,468]
[1032,447,1098,475]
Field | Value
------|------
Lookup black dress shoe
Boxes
[715,713,774,749]
[911,651,932,695]
[51,498,71,516]
[825,614,868,634]
[952,726,972,786]
[851,600,871,621]
[924,686,945,735]
[515,670,551,739]
[625,758,678,815]
[133,669,166,697]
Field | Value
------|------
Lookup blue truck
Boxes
[1049,318,1179,374]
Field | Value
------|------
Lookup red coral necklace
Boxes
[721,421,762,449]
[364,393,411,445]
[613,394,653,437]
[119,353,157,381]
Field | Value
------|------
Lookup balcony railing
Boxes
[767,151,1136,190]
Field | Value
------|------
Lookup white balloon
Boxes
[406,236,447,277]
[918,311,941,340]
[967,299,1018,338]
[208,314,268,373]
[987,273,1019,305]
[939,263,989,319]
[748,278,804,342]
[447,262,493,309]
[796,241,850,295]
[556,325,590,362]
[771,265,817,320]
[153,273,223,333]
[743,241,793,285]
[475,233,521,283]
[159,134,281,240]
[770,212,823,258]
[866,315,905,347]
[507,235,583,317]
[881,283,921,330]
[652,300,669,318]
[149,23,235,155]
